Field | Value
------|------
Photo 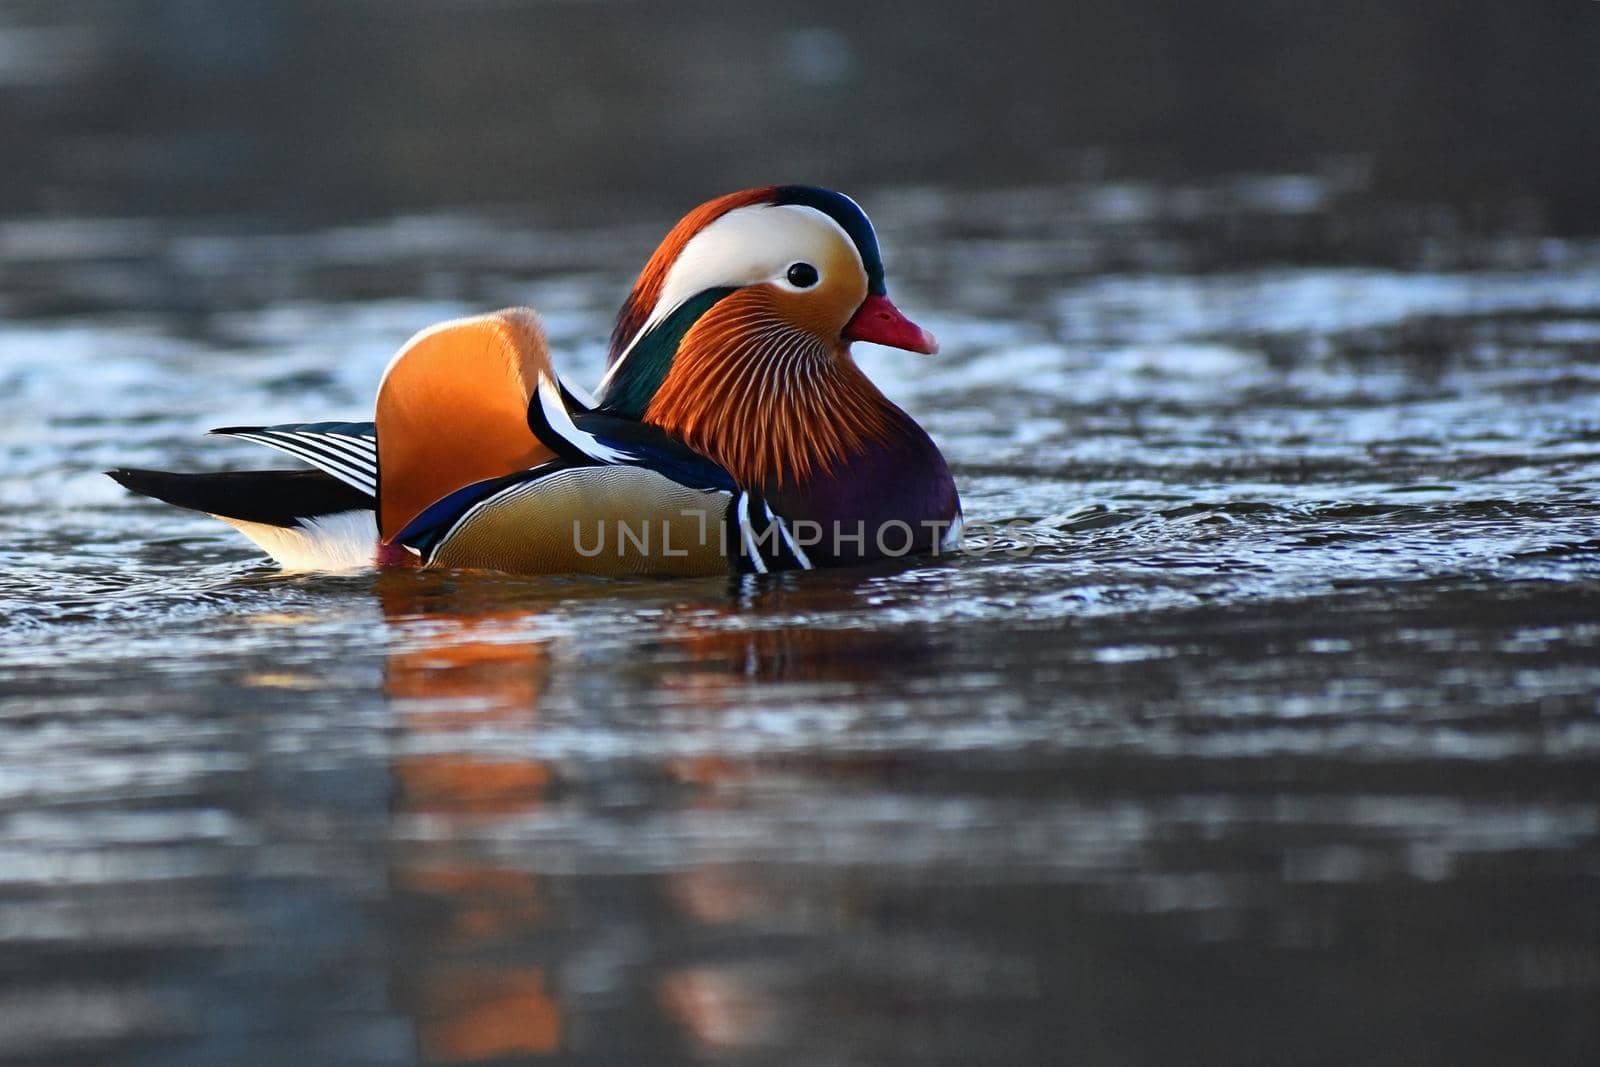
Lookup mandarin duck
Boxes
[110,186,962,575]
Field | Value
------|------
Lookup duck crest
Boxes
[641,287,899,490]
[608,186,778,363]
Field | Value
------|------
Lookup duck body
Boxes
[110,187,962,576]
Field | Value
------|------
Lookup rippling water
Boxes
[2,180,1599,1064]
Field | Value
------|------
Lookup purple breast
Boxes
[767,415,961,566]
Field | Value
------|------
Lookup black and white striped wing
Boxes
[211,421,378,497]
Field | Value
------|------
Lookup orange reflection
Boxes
[658,865,794,1051]
[416,968,562,1062]
[665,864,767,926]
[383,577,553,818]
[392,756,551,818]
[381,576,565,1062]
[396,865,545,946]
[659,966,782,1051]
[374,570,933,1061]
[387,636,546,712]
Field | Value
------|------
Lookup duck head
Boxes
[595,186,938,489]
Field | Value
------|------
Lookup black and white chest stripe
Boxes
[727,490,814,574]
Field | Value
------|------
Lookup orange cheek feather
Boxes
[643,280,895,490]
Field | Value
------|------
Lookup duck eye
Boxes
[786,262,819,288]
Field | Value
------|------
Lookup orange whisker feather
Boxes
[643,289,898,488]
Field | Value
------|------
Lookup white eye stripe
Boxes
[612,204,863,369]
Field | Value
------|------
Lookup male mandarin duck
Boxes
[110,186,962,575]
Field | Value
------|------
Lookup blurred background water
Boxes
[2,2,1599,1065]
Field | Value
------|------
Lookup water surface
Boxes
[2,179,1599,1064]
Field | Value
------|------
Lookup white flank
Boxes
[214,509,377,572]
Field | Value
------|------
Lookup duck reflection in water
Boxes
[374,570,944,1062]
[381,577,561,1063]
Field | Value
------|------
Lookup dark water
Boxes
[2,176,1599,1065]
[5,1,1600,229]
[4,3,1600,1061]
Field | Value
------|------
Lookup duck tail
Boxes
[107,468,377,571]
